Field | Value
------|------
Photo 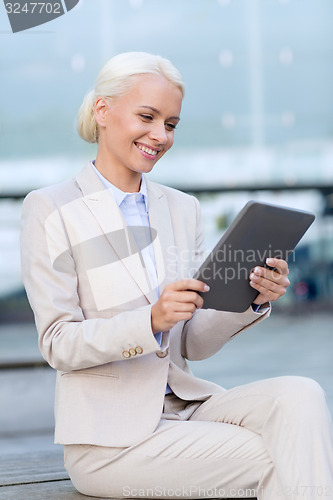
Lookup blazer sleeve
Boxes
[181,197,271,361]
[21,190,161,373]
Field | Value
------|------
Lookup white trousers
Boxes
[64,376,333,499]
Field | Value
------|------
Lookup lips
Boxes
[135,142,160,158]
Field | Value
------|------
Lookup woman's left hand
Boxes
[250,257,290,305]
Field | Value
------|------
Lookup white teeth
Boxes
[137,144,158,156]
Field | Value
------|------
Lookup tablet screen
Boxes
[194,201,315,312]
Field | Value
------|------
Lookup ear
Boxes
[94,97,109,129]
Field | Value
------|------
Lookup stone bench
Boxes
[0,449,257,499]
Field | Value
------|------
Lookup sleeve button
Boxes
[156,348,169,358]
[135,346,143,354]
[129,348,136,356]
[122,350,130,358]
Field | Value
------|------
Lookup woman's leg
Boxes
[64,376,333,500]
[64,418,274,499]
[190,376,333,500]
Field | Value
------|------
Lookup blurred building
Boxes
[0,0,332,308]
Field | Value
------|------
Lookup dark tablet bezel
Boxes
[194,201,315,312]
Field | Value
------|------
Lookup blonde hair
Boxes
[77,52,185,144]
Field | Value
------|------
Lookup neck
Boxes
[94,151,142,193]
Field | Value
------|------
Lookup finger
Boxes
[174,311,196,323]
[266,258,289,275]
[176,291,204,309]
[250,275,288,296]
[250,271,290,292]
[168,279,210,293]
[173,301,199,314]
[251,266,289,284]
[160,288,204,310]
[249,280,283,302]
[164,290,204,309]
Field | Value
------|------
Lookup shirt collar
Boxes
[90,161,149,211]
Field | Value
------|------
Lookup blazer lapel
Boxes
[146,180,178,296]
[75,164,158,303]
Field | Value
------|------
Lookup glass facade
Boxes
[0,0,332,303]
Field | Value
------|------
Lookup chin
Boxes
[138,162,158,174]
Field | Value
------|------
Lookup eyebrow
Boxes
[139,105,180,121]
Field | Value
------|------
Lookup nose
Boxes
[148,121,168,145]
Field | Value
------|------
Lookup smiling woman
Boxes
[20,51,333,500]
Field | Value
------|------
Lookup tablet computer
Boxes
[193,201,315,312]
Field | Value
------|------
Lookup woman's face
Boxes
[95,74,183,181]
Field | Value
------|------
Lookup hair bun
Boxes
[77,89,98,143]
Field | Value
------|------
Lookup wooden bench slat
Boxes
[0,478,95,499]
[0,449,67,486]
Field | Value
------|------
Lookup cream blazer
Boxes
[21,163,269,447]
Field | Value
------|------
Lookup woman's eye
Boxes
[140,114,153,121]
[139,114,177,131]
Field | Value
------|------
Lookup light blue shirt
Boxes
[91,162,162,345]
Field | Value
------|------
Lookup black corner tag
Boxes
[4,0,81,33]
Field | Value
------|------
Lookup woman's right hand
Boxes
[151,279,210,333]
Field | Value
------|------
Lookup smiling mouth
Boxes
[135,142,159,157]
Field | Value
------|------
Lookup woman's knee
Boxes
[275,376,327,412]
[283,375,324,396]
